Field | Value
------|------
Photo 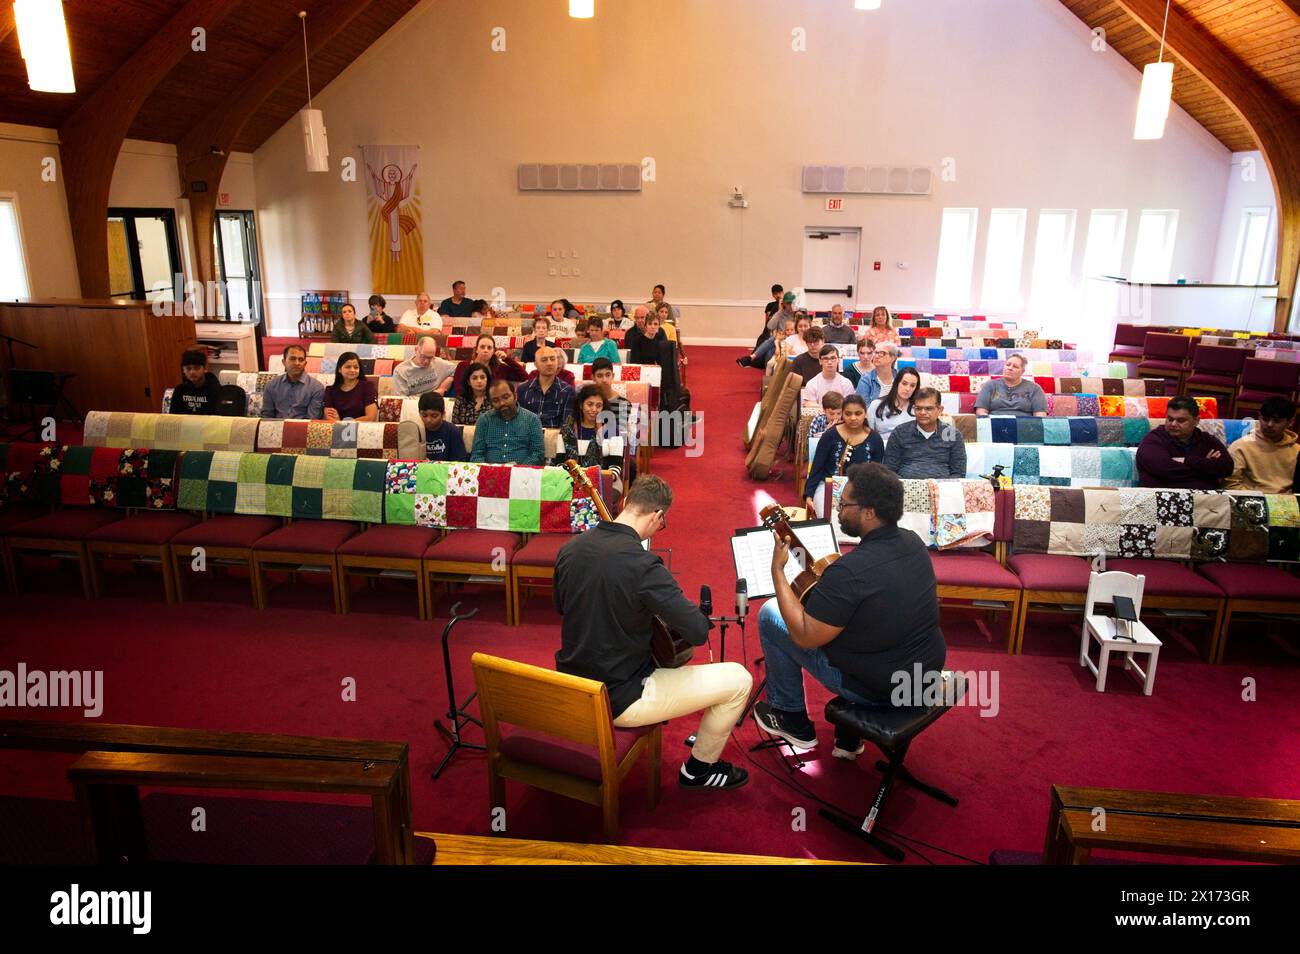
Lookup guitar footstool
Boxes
[819,671,966,862]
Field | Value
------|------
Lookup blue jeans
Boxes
[757,600,881,714]
[752,336,777,365]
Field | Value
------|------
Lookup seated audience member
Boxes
[470,299,495,322]
[787,313,814,357]
[647,283,679,321]
[170,349,222,414]
[391,335,457,397]
[470,379,545,465]
[437,280,475,318]
[638,312,684,410]
[753,463,945,755]
[331,303,376,345]
[654,302,688,367]
[610,299,633,330]
[854,342,898,404]
[451,333,527,396]
[1136,395,1233,490]
[790,326,827,383]
[803,394,885,517]
[399,292,441,331]
[868,367,920,442]
[739,291,799,368]
[555,384,624,482]
[762,317,799,375]
[863,306,900,346]
[809,391,845,441]
[578,318,621,364]
[882,387,966,479]
[517,346,576,428]
[628,309,669,365]
[261,345,326,419]
[365,294,397,334]
[571,318,591,348]
[800,343,854,409]
[324,351,378,422]
[843,337,874,388]
[522,315,553,363]
[546,299,577,335]
[624,305,660,357]
[562,298,583,321]
[1226,397,1298,493]
[419,392,468,462]
[975,353,1047,417]
[822,304,856,345]
[592,356,631,436]
[451,361,492,425]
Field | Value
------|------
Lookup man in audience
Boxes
[261,345,325,419]
[170,348,221,414]
[517,346,575,428]
[738,291,798,367]
[450,333,528,395]
[366,294,397,334]
[592,356,632,436]
[399,292,441,331]
[801,344,855,409]
[1226,397,1298,493]
[764,284,784,323]
[522,314,552,363]
[822,304,856,345]
[882,387,966,478]
[437,280,475,318]
[1136,395,1233,490]
[470,379,545,465]
[974,353,1047,417]
[392,335,456,397]
[790,326,826,383]
[647,284,679,321]
[418,392,468,462]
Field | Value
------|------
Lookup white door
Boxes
[801,227,861,313]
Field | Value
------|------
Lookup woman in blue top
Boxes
[854,342,898,404]
[803,394,885,517]
[577,318,621,364]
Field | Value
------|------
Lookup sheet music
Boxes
[731,520,840,599]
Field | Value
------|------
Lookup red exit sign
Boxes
[219,192,231,206]
[825,197,843,211]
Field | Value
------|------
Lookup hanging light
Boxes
[297,11,329,172]
[855,0,882,9]
[569,0,594,18]
[14,0,76,93]
[1133,0,1174,140]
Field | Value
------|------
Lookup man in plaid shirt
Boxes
[517,347,575,428]
[470,380,546,465]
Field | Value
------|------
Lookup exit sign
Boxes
[219,192,231,206]
[825,197,843,211]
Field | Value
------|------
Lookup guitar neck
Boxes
[566,463,612,522]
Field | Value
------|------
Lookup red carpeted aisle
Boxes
[2,345,1299,863]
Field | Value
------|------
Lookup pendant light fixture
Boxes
[298,10,329,172]
[569,0,594,19]
[1133,0,1174,140]
[14,0,76,93]
[855,0,882,10]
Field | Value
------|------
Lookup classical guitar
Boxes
[563,460,695,668]
[758,503,840,604]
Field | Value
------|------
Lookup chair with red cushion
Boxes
[472,652,660,844]
[86,511,199,603]
[1103,558,1225,660]
[422,530,522,622]
[1197,562,1300,663]
[929,489,1022,652]
[337,525,442,618]
[1184,345,1250,416]
[1136,333,1191,395]
[168,515,283,605]
[2,509,123,598]
[1007,551,1094,654]
[251,519,360,613]
[1234,358,1300,418]
[1108,324,1150,364]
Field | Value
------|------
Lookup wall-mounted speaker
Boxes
[801,164,933,196]
[518,163,643,192]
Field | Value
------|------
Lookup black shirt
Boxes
[624,326,666,361]
[804,524,946,702]
[790,351,821,383]
[521,337,553,364]
[367,312,397,334]
[554,522,710,718]
[170,371,222,414]
[438,297,475,318]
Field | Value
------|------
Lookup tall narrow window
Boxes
[981,209,1027,311]
[933,208,978,310]
[0,195,31,300]
[1130,209,1179,283]
[1081,209,1128,278]
[1231,208,1273,285]
[1028,209,1077,319]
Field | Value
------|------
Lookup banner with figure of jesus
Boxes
[363,145,424,293]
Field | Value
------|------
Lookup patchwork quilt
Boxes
[1044,395,1217,418]
[949,416,1254,447]
[964,444,1138,487]
[919,374,1162,397]
[1249,348,1300,363]
[178,451,386,523]
[1012,485,1300,563]
[901,360,1127,378]
[1199,335,1300,352]
[254,420,401,459]
[828,476,995,550]
[307,342,416,362]
[18,445,181,510]
[84,411,259,453]
[897,347,1091,362]
[383,460,601,533]
[0,442,53,505]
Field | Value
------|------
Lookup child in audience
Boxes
[809,391,844,442]
[843,337,875,388]
[555,384,624,483]
[578,318,620,364]
[170,348,222,414]
[419,392,468,462]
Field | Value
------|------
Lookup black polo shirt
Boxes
[554,521,710,718]
[438,297,475,318]
[804,523,946,702]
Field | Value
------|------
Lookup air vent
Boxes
[518,162,643,192]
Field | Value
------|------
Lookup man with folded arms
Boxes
[882,387,966,478]
[1136,396,1232,490]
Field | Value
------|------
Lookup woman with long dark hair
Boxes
[867,366,920,441]
[802,394,884,517]
[451,361,492,425]
[323,351,378,422]
[555,383,623,481]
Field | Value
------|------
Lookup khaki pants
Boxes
[613,662,753,764]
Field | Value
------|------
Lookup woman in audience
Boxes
[471,298,495,322]
[974,353,1047,417]
[331,303,376,345]
[634,312,683,408]
[843,336,875,388]
[555,384,623,482]
[450,333,527,395]
[365,294,397,334]
[864,306,899,346]
[323,351,378,422]
[802,394,884,517]
[451,361,492,425]
[548,299,577,336]
[578,318,620,364]
[522,315,553,364]
[656,301,688,367]
[787,313,813,357]
[868,366,920,441]
[854,342,899,404]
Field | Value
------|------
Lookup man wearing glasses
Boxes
[753,463,946,756]
[468,380,545,465]
[882,387,967,479]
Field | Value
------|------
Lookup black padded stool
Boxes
[819,671,966,861]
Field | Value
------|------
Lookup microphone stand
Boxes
[707,612,747,664]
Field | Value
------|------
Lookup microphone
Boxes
[699,584,713,618]
[735,579,748,618]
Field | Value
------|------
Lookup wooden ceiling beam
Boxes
[1113,0,1300,330]
[1275,1,1300,26]
[177,0,378,287]
[0,6,14,48]
[57,0,243,299]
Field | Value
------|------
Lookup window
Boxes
[1231,208,1273,285]
[0,195,31,300]
[1028,209,1077,319]
[933,208,978,310]
[1130,209,1179,283]
[1081,209,1128,278]
[981,209,1027,311]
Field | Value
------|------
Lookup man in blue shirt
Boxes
[517,347,574,428]
[260,345,325,419]
[470,380,546,464]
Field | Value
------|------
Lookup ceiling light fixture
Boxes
[14,0,76,93]
[298,10,329,172]
[1133,0,1174,140]
[569,0,594,19]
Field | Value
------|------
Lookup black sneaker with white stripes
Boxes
[678,760,749,791]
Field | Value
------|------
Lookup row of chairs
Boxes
[1124,332,1300,416]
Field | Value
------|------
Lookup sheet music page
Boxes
[731,521,840,599]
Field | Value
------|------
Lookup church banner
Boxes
[363,145,424,294]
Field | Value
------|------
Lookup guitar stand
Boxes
[431,602,484,780]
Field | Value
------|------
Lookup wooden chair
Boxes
[471,652,661,843]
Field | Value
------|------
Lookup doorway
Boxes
[801,227,861,313]
[214,211,263,325]
[106,208,181,302]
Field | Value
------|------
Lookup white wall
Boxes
[1212,150,1277,285]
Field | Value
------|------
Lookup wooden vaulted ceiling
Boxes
[0,0,421,152]
[1057,0,1300,152]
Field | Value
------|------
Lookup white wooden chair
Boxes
[1080,570,1161,695]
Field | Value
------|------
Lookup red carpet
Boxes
[3,346,1299,863]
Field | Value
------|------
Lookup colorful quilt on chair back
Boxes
[84,411,259,452]
[949,416,1254,447]
[963,444,1138,487]
[828,476,994,550]
[22,445,181,509]
[253,420,401,458]
[178,451,385,522]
